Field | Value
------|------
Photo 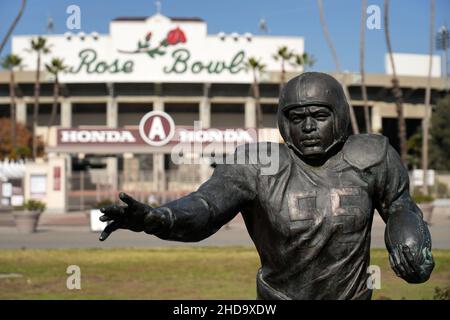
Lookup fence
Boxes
[67,168,203,211]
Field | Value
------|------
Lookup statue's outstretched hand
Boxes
[98,192,169,241]
[388,244,435,283]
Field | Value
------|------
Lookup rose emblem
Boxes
[119,27,188,58]
[166,27,186,45]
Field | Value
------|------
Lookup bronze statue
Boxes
[98,72,434,299]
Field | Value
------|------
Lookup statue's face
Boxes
[288,105,334,158]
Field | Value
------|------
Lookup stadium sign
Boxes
[68,48,245,76]
[12,14,304,83]
[60,130,137,144]
[139,111,176,147]
[178,129,253,144]
[57,112,256,147]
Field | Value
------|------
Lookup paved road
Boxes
[0,208,449,249]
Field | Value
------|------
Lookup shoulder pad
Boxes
[343,134,388,170]
[230,142,289,174]
[234,142,287,157]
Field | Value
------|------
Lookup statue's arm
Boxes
[374,145,418,222]
[99,145,258,242]
[374,145,434,283]
[146,163,257,242]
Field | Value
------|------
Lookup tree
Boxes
[407,129,423,169]
[0,118,38,160]
[273,47,315,92]
[45,57,67,143]
[360,0,372,133]
[246,57,266,129]
[0,0,26,55]
[384,0,407,164]
[422,0,435,195]
[29,36,51,159]
[1,54,23,152]
[294,53,316,72]
[316,0,359,134]
[430,95,450,170]
[273,46,294,91]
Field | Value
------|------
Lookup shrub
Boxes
[413,193,435,203]
[433,286,450,300]
[23,199,46,212]
[435,181,449,198]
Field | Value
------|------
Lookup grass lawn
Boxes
[0,247,449,300]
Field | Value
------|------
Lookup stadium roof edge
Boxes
[112,16,204,22]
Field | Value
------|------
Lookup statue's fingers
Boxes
[119,192,137,207]
[392,248,407,277]
[99,221,120,241]
[389,254,402,277]
[399,246,420,276]
[100,205,125,218]
[419,248,435,275]
[402,246,423,272]
[396,245,413,275]
[423,248,434,265]
[99,215,114,222]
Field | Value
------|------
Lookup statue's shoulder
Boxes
[235,142,287,157]
[233,142,289,171]
[342,134,388,170]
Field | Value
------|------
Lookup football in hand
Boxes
[384,210,431,257]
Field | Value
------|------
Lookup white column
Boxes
[65,154,72,190]
[61,99,72,189]
[371,104,383,134]
[245,97,257,128]
[153,153,166,191]
[199,97,211,128]
[16,100,27,125]
[106,157,118,192]
[199,97,212,183]
[152,99,166,190]
[153,97,164,112]
[199,84,212,183]
[107,98,118,128]
[61,99,72,128]
[199,98,212,182]
[105,84,118,195]
[107,83,118,128]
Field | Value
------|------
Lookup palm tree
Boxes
[316,0,359,134]
[1,54,23,152]
[384,0,407,164]
[294,53,316,72]
[246,57,266,129]
[0,0,27,55]
[360,0,371,133]
[45,58,67,143]
[422,0,435,195]
[273,47,316,93]
[273,46,294,91]
[29,36,51,159]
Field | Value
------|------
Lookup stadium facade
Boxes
[0,13,447,211]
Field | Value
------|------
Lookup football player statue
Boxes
[98,72,434,300]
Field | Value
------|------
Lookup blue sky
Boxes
[0,0,448,73]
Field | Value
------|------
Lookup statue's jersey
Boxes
[241,143,375,300]
[158,134,412,300]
